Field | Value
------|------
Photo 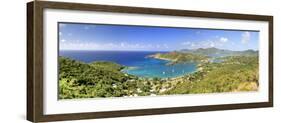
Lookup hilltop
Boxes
[148,48,258,65]
[180,47,258,57]
[148,51,209,65]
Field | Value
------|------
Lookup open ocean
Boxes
[59,50,197,78]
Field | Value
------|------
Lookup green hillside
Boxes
[59,57,159,99]
[59,57,134,99]
[164,56,259,94]
[148,51,209,65]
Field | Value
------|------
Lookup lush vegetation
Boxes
[148,51,209,65]
[59,48,259,99]
[59,57,161,99]
[60,57,130,99]
[164,56,258,94]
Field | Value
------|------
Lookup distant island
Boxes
[59,47,259,99]
[147,51,209,65]
[148,47,257,65]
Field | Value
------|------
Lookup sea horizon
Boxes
[59,49,172,52]
[59,47,259,52]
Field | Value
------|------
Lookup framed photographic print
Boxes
[27,1,273,122]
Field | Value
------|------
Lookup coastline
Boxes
[59,49,259,99]
[122,59,199,79]
[147,54,176,62]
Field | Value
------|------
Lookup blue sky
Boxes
[59,23,259,51]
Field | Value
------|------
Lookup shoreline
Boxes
[147,54,175,62]
[121,63,199,80]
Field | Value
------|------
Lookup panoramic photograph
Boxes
[58,23,259,99]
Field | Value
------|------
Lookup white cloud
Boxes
[156,45,160,48]
[191,43,196,47]
[220,37,228,43]
[210,41,215,47]
[59,32,62,36]
[60,40,172,51]
[147,44,153,48]
[202,40,216,48]
[163,44,169,49]
[60,42,100,50]
[241,32,251,44]
[120,42,125,47]
[181,41,191,45]
[60,39,66,43]
[181,36,229,49]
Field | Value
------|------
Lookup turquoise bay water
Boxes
[122,59,197,78]
[60,50,197,78]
